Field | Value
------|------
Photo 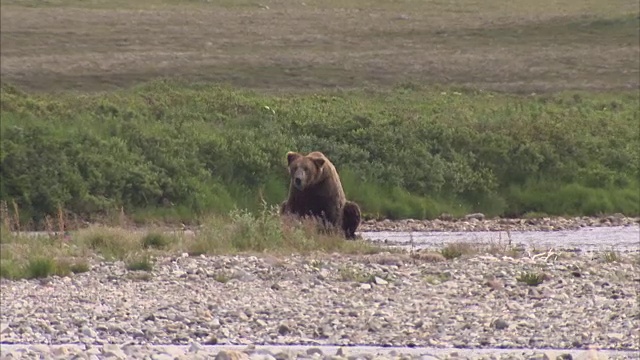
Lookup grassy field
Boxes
[0,0,639,228]
[1,0,638,93]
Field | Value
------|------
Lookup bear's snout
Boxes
[293,168,306,190]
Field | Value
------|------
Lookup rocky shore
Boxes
[2,251,638,359]
[358,215,640,233]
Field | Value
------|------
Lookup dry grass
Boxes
[439,238,521,259]
[1,0,637,93]
[0,201,635,281]
[0,204,385,279]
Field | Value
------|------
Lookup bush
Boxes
[1,81,638,224]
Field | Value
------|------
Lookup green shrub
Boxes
[79,227,142,260]
[24,257,71,279]
[1,81,638,223]
[126,255,154,271]
[141,232,172,249]
[517,272,547,286]
[70,262,91,274]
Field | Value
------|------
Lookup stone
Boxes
[492,319,509,330]
[215,350,250,360]
[374,277,388,285]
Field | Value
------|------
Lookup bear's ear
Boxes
[286,151,302,165]
[312,157,325,169]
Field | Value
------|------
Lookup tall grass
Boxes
[1,81,638,226]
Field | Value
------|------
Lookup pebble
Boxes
[359,215,640,232]
[1,251,638,360]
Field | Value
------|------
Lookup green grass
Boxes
[0,256,87,279]
[440,244,467,260]
[517,272,547,286]
[338,266,392,284]
[603,250,621,263]
[126,255,154,271]
[142,232,172,250]
[185,204,383,255]
[1,81,638,227]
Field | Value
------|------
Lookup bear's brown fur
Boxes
[280,151,361,239]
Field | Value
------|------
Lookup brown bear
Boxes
[279,151,361,239]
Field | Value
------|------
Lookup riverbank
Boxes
[13,214,638,236]
[2,252,637,354]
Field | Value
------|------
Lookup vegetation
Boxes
[438,239,521,260]
[1,0,637,226]
[1,0,636,93]
[0,204,383,279]
[142,232,172,250]
[516,272,547,286]
[603,250,621,263]
[125,255,154,272]
[1,82,638,227]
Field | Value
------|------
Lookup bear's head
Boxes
[286,151,327,191]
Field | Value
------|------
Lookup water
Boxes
[361,226,640,253]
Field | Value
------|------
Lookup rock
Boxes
[102,344,127,359]
[81,326,97,338]
[555,354,573,360]
[273,351,295,360]
[492,319,509,330]
[151,354,174,360]
[188,341,204,353]
[204,336,218,345]
[485,279,504,290]
[29,344,51,353]
[374,277,388,285]
[306,347,323,356]
[278,323,291,335]
[51,346,71,357]
[527,354,550,360]
[607,332,624,341]
[250,354,276,360]
[465,213,486,221]
[215,350,250,360]
[367,320,382,332]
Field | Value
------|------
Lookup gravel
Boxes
[359,214,640,232]
[1,250,638,359]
